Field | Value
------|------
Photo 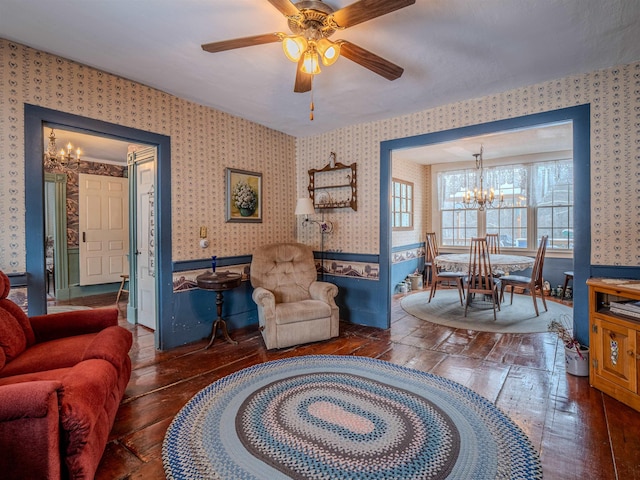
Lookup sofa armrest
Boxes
[309,281,338,305]
[30,307,119,343]
[0,381,62,479]
[82,326,133,371]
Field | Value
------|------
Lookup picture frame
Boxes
[225,168,262,223]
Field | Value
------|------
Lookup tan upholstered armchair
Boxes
[250,243,339,350]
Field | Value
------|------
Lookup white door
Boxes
[134,148,157,330]
[79,173,129,286]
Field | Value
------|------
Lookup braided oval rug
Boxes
[163,355,542,480]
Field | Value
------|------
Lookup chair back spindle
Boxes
[465,237,501,320]
[486,233,501,254]
[426,234,465,305]
[498,235,549,316]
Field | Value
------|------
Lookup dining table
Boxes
[434,253,535,275]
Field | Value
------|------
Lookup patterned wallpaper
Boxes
[1,38,639,271]
[391,158,430,248]
[297,63,640,266]
[0,39,296,273]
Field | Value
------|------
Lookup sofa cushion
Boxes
[0,333,98,379]
[0,307,27,368]
[0,366,72,387]
[0,272,36,348]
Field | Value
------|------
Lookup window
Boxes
[437,159,573,250]
[392,178,413,230]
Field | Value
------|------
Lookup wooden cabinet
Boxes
[587,278,640,412]
[307,161,357,211]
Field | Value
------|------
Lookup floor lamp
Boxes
[295,197,333,279]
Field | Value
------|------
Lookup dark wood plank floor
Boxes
[52,290,640,479]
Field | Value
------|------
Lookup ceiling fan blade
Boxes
[267,0,299,17]
[339,41,404,81]
[294,57,312,93]
[202,33,280,53]
[331,0,415,28]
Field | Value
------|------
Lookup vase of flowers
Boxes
[233,180,257,216]
[549,315,590,376]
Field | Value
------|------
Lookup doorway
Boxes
[379,105,591,344]
[25,105,172,348]
[43,127,132,299]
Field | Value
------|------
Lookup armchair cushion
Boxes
[275,300,332,325]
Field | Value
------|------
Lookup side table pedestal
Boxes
[196,271,242,349]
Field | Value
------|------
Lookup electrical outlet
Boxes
[199,226,207,238]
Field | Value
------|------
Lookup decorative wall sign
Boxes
[148,185,156,277]
[226,168,262,223]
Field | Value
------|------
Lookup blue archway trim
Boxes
[24,104,172,349]
[380,105,591,343]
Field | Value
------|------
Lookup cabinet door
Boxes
[594,317,637,392]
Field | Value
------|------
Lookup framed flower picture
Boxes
[226,168,262,223]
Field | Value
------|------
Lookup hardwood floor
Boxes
[53,290,640,479]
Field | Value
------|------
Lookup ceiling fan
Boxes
[201,0,416,94]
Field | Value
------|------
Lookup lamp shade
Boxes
[301,50,321,75]
[317,38,340,66]
[295,197,315,215]
[282,36,307,62]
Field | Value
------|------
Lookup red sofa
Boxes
[0,271,132,479]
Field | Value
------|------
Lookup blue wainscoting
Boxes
[166,251,389,349]
[166,249,618,350]
[390,243,424,295]
[171,280,258,348]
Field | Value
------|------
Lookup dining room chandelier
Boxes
[462,145,504,211]
[43,129,81,170]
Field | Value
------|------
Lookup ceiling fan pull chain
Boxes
[309,79,315,121]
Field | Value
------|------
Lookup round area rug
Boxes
[401,290,572,334]
[163,355,543,479]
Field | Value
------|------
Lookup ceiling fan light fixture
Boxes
[316,38,340,66]
[282,35,308,62]
[301,49,321,75]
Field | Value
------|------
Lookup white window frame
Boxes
[431,152,573,258]
[392,178,414,231]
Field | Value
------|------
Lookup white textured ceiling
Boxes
[2,0,640,138]
[393,121,573,165]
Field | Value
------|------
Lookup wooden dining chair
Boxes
[499,235,549,316]
[423,232,438,286]
[465,237,501,320]
[486,233,501,254]
[426,234,466,306]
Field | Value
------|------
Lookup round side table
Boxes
[196,271,242,349]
